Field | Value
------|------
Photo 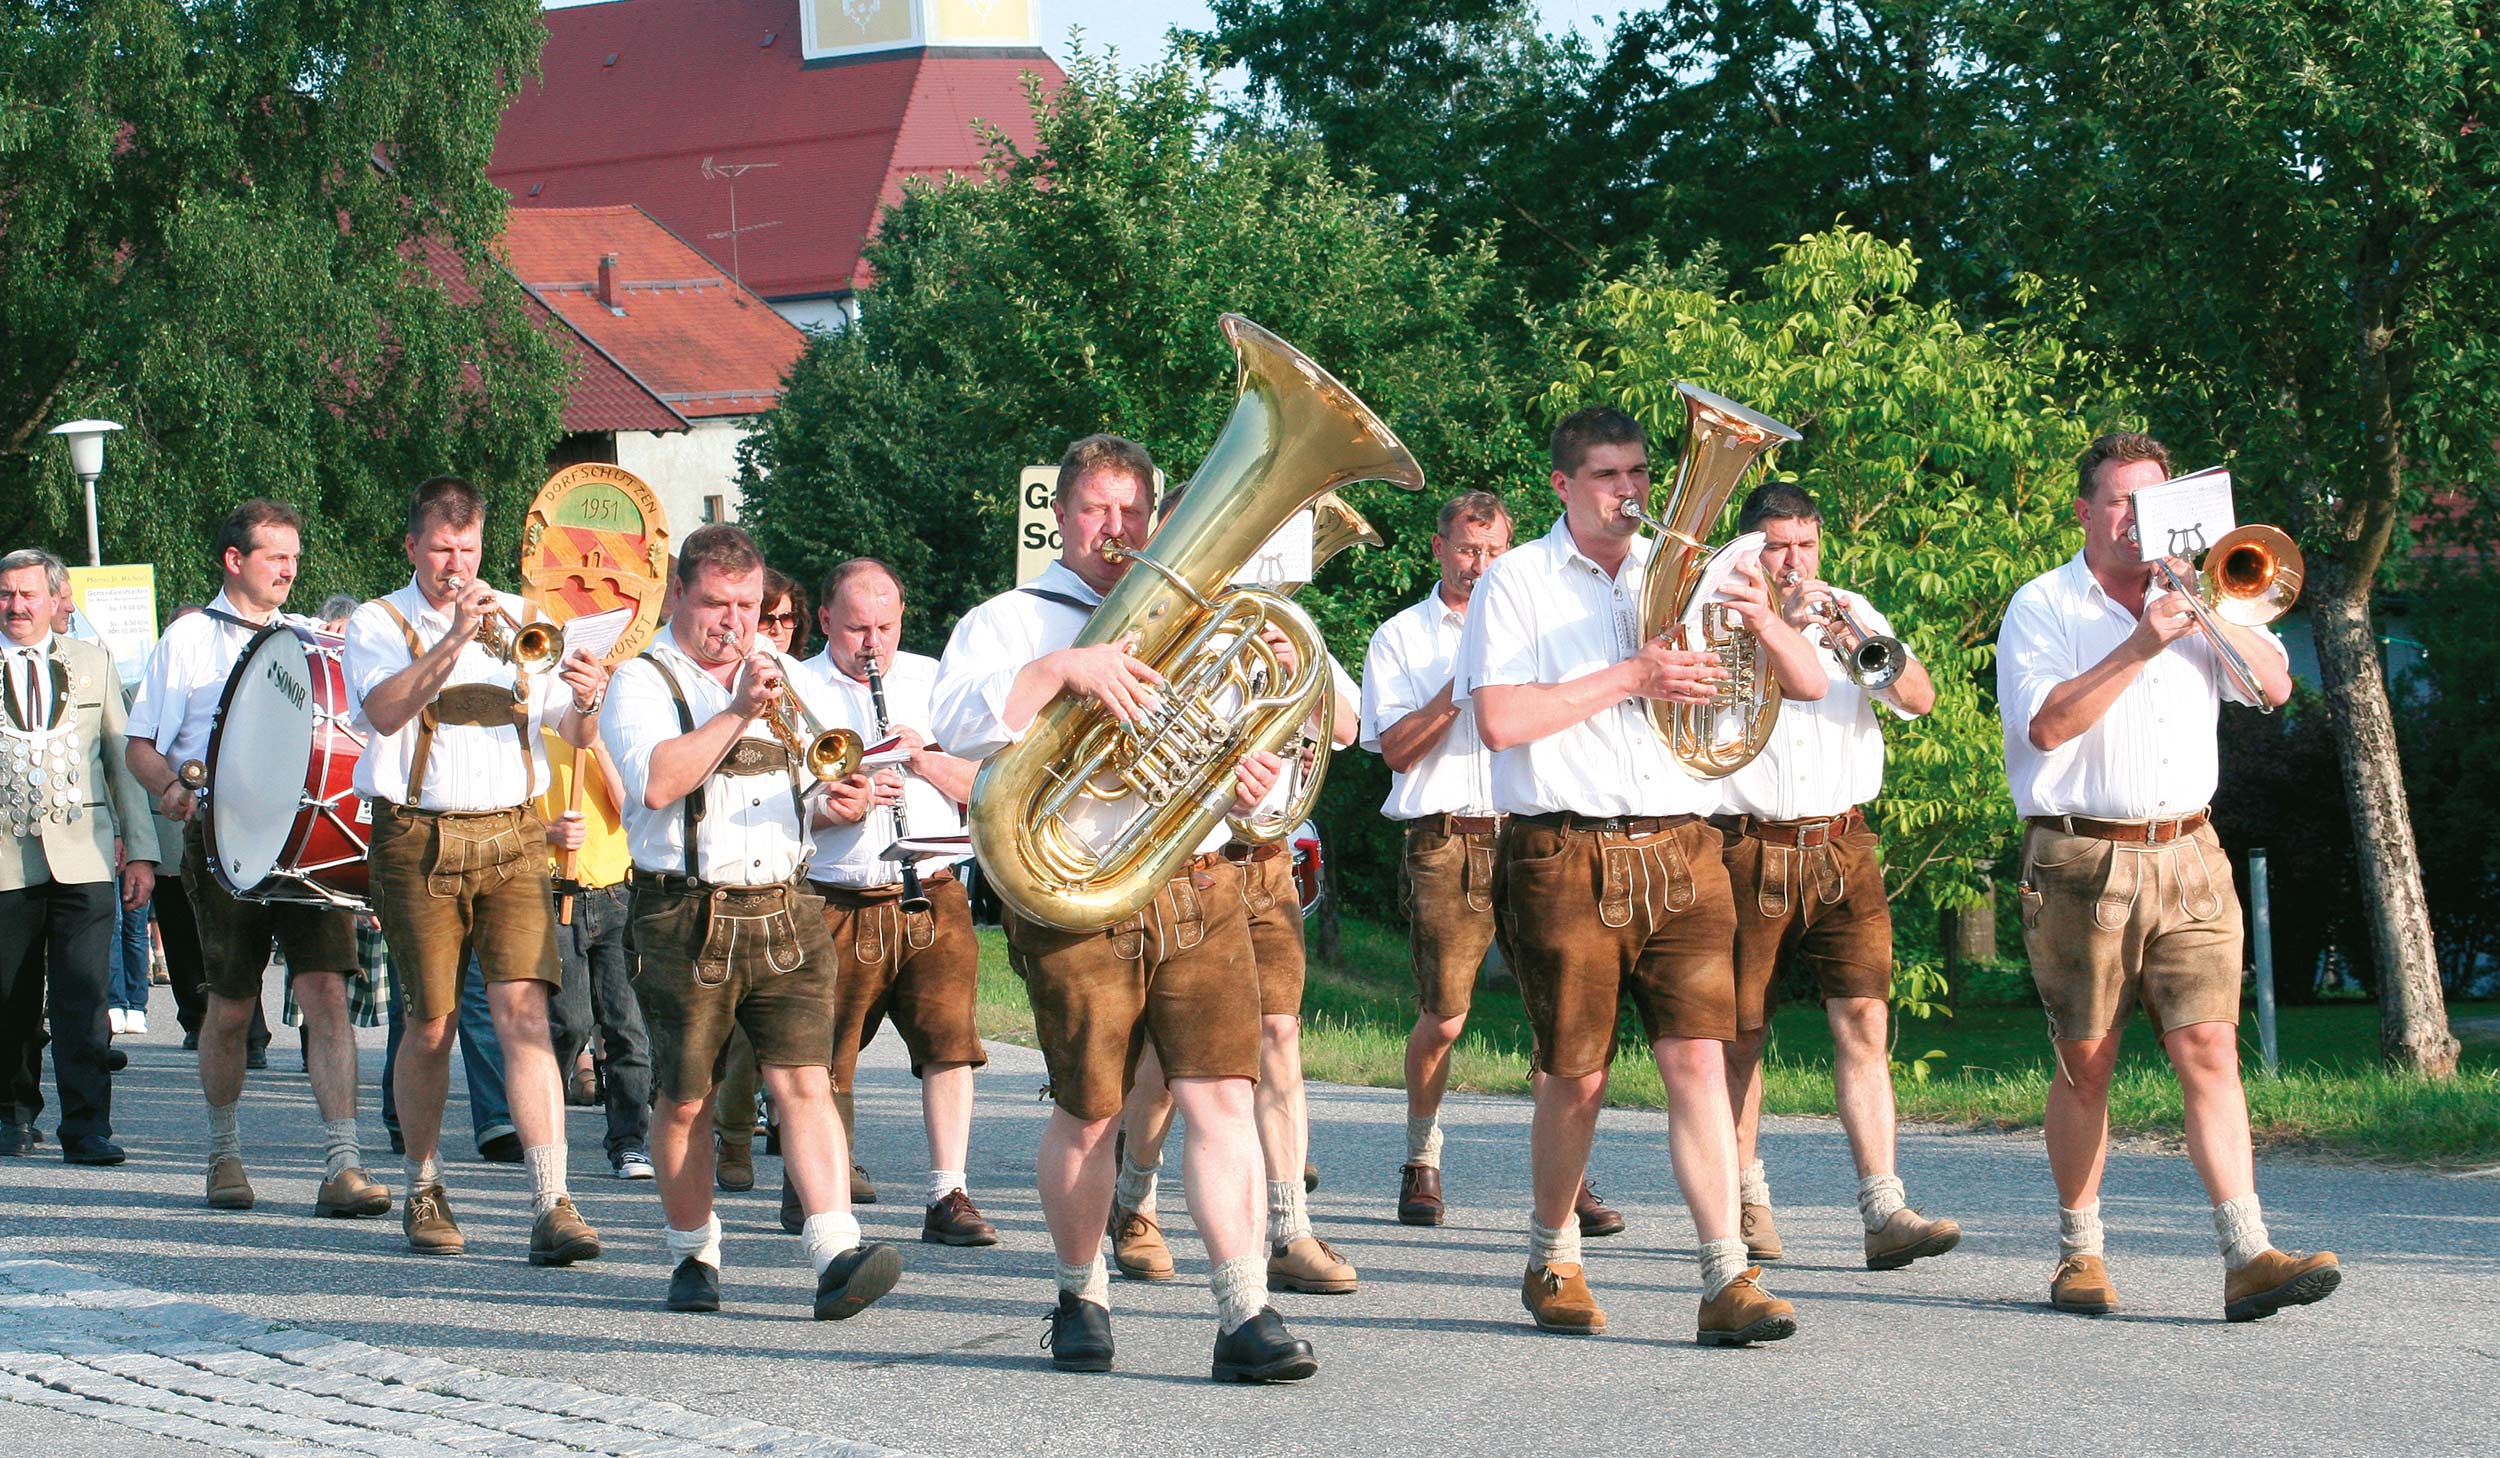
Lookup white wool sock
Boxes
[664,1214,723,1272]
[1210,1254,1268,1335]
[1698,1237,1752,1301]
[320,1118,362,1180]
[2213,1193,2275,1272]
[206,1101,242,1163]
[1405,1114,1443,1169]
[1267,1178,1313,1250]
[801,1210,864,1276]
[522,1143,568,1217]
[1858,1173,1909,1233]
[1115,1151,1159,1216]
[1529,1216,1581,1271]
[2059,1201,2106,1261]
[405,1153,442,1192]
[1739,1159,1772,1209]
[1057,1254,1110,1309]
[926,1169,967,1208]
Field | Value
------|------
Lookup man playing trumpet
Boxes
[345,476,610,1264]
[1711,482,1960,1271]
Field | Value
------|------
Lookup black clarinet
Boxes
[863,652,932,914]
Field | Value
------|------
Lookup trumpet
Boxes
[1779,571,1907,691]
[442,575,564,674]
[2127,523,2304,714]
[753,660,864,782]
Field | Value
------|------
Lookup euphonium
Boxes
[970,315,1425,930]
[1228,488,1385,844]
[1620,384,1801,778]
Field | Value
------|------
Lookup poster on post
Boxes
[67,564,157,688]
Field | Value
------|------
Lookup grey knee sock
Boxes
[1857,1173,1908,1232]
[1698,1237,1752,1301]
[320,1118,361,1180]
[1057,1254,1109,1309]
[2059,1201,2105,1261]
[2213,1193,2275,1271]
[1210,1254,1267,1334]
[523,1143,567,1216]
[1404,1114,1443,1169]
[206,1101,242,1163]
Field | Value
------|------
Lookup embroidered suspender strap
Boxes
[375,599,535,804]
[1017,586,1098,615]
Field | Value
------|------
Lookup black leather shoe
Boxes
[62,1135,127,1165]
[103,1047,128,1073]
[387,1129,405,1154]
[812,1242,902,1321]
[1211,1307,1319,1383]
[245,1047,268,1071]
[779,1175,803,1234]
[477,1131,524,1163]
[665,1257,721,1312]
[1043,1291,1113,1372]
[0,1123,30,1157]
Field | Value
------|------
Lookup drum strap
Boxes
[645,653,806,880]
[374,600,532,806]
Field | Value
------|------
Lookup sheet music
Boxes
[2132,467,2236,562]
[560,606,634,661]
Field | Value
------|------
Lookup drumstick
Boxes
[558,746,593,926]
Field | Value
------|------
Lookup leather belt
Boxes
[1221,841,1287,864]
[372,800,527,822]
[1406,812,1504,836]
[1514,811,1700,836]
[809,870,958,902]
[2028,809,2211,845]
[630,869,800,903]
[1714,807,1866,849]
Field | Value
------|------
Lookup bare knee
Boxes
[205,994,259,1031]
[1826,997,1890,1063]
[2163,1022,2240,1086]
[402,1015,458,1058]
[1261,1013,1302,1058]
[1540,1069,1606,1115]
[1413,1013,1465,1050]
[1170,1074,1256,1125]
[2053,1037,2123,1098]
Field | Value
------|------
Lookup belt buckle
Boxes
[1793,817,1834,850]
[2149,815,2187,845]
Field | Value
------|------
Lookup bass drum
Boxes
[202,622,371,909]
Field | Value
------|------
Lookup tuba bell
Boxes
[969,316,1425,930]
[1620,384,1802,778]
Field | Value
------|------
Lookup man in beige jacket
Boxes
[0,547,157,1164]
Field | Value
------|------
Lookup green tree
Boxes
[741,47,1544,907]
[0,0,570,609]
[1544,227,2099,914]
[1960,2,2500,1075]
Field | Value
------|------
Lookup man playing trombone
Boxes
[1711,482,1961,1272]
[1997,432,2337,1322]
[346,476,610,1265]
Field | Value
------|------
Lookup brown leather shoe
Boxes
[1741,1202,1783,1261]
[2224,1249,2341,1323]
[403,1183,464,1255]
[2050,1254,2120,1314]
[1864,1208,1961,1270]
[1520,1261,1606,1334]
[1397,1163,1444,1226]
[850,1161,879,1205]
[715,1133,755,1193]
[1269,1235,1358,1294]
[205,1155,255,1211]
[528,1196,602,1266]
[1697,1267,1798,1347]
[313,1166,391,1219]
[1575,1179,1625,1238]
[1107,1203,1175,1281]
[922,1189,999,1247]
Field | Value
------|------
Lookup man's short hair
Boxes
[820,557,902,605]
[0,548,68,595]
[1737,482,1820,535]
[1436,490,1511,537]
[212,498,304,569]
[1550,406,1646,476]
[405,475,485,539]
[674,524,764,591]
[2076,432,2172,499]
[316,593,358,625]
[1055,434,1158,509]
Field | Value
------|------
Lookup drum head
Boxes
[209,628,317,893]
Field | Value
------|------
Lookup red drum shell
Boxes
[201,622,371,909]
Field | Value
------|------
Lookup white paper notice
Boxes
[1235,511,1315,588]
[2132,467,2237,562]
[560,605,634,662]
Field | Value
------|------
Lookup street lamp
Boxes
[48,418,123,567]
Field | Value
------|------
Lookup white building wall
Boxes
[617,416,753,530]
[769,295,856,334]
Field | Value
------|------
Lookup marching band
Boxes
[22,318,2341,1387]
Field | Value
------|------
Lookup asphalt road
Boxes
[4,978,2493,1457]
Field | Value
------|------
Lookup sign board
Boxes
[1014,467,1062,586]
[67,564,157,688]
[520,463,671,665]
[2134,466,2237,563]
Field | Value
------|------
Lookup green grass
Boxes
[971,914,2500,1167]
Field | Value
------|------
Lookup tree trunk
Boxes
[2304,558,2459,1076]
[1951,890,1996,967]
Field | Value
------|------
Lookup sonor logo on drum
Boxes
[265,660,306,710]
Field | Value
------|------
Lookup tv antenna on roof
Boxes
[699,157,781,291]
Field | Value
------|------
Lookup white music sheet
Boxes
[2133,467,2237,562]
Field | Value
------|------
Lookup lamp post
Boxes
[48,418,124,567]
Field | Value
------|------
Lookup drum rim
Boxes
[202,620,351,902]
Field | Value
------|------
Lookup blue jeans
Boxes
[382,954,511,1148]
[549,884,651,1158]
[109,894,153,1013]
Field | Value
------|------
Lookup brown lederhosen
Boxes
[1228,840,1306,1018]
[184,818,359,1001]
[2017,813,2243,1042]
[365,602,558,1023]
[1495,813,1738,1076]
[1717,808,1895,1033]
[1400,813,1501,1016]
[626,655,836,1103]
[1002,854,1262,1120]
[817,871,985,1086]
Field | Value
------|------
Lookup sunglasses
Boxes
[759,611,798,627]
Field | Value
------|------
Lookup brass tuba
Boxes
[1621,384,1801,778]
[970,315,1425,930]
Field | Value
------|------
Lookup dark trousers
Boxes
[0,879,117,1141]
[153,873,267,1054]
[550,883,652,1158]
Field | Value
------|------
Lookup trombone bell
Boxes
[2203,525,2303,628]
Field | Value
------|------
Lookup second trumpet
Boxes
[1781,571,1907,691]
[759,677,864,783]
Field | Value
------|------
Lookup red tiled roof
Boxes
[489,0,1060,302]
[411,231,687,436]
[503,204,807,419]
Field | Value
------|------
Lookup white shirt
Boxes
[792,648,966,888]
[1997,551,2288,820]
[4,633,57,730]
[344,578,560,811]
[126,593,279,770]
[1717,591,1922,821]
[933,559,1231,858]
[1454,517,1717,819]
[1360,588,1494,819]
[602,637,836,885]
